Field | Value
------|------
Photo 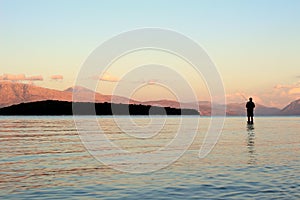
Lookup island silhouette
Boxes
[0,100,199,115]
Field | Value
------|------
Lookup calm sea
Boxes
[0,116,299,199]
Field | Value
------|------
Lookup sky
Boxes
[0,0,300,108]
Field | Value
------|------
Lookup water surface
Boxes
[0,116,299,199]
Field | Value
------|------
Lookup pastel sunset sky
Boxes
[1,0,299,108]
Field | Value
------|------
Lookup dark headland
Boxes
[0,100,199,115]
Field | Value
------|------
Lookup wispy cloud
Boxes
[273,82,300,89]
[288,87,300,95]
[0,74,25,81]
[226,92,263,104]
[92,72,119,82]
[0,74,43,81]
[274,81,300,94]
[26,75,43,81]
[50,75,63,80]
[146,79,158,85]
[265,80,300,107]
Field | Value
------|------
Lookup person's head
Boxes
[249,97,253,101]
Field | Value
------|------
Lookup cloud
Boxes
[226,92,247,102]
[288,87,300,95]
[26,75,43,81]
[93,73,119,82]
[273,81,300,89]
[50,75,63,80]
[224,81,300,108]
[146,80,157,85]
[226,92,263,104]
[274,84,292,89]
[275,81,300,95]
[266,81,300,107]
[0,74,25,81]
[0,74,43,81]
[143,79,159,85]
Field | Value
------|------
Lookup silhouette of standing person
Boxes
[246,97,255,124]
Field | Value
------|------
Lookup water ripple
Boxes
[0,117,299,199]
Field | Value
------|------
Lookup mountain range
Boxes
[0,81,299,116]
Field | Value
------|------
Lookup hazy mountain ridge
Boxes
[0,82,136,107]
[280,99,300,115]
[0,81,299,115]
[225,103,281,116]
[0,81,72,108]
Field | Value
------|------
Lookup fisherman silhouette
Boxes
[246,97,255,124]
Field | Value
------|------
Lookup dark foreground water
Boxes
[0,116,299,199]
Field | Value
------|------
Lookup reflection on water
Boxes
[246,124,256,165]
[0,116,299,199]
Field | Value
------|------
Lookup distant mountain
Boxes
[0,81,71,108]
[226,103,280,116]
[0,100,199,115]
[141,100,281,116]
[0,82,136,108]
[280,99,300,115]
[64,85,95,93]
[64,85,111,102]
[64,85,140,104]
[1,81,299,116]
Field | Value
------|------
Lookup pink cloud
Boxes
[142,79,159,85]
[274,81,300,95]
[226,92,247,103]
[26,75,43,81]
[274,84,291,89]
[253,81,300,108]
[93,73,119,82]
[226,92,264,106]
[0,74,43,81]
[50,75,63,80]
[288,87,300,95]
[275,81,300,89]
[0,74,26,81]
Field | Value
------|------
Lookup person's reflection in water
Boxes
[246,124,257,165]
